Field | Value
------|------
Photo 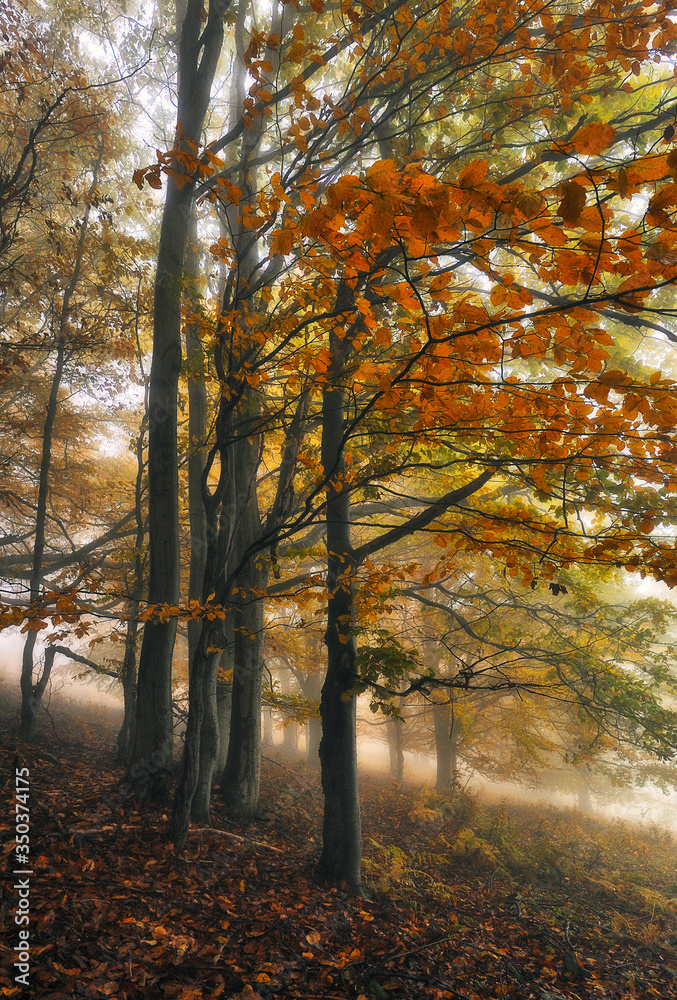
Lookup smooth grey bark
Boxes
[307,714,322,765]
[171,615,223,842]
[318,322,364,894]
[262,706,274,746]
[387,715,404,782]
[116,613,139,762]
[315,292,495,887]
[172,396,266,843]
[117,371,147,762]
[128,0,226,800]
[185,210,208,668]
[171,1,281,837]
[183,210,214,823]
[191,663,219,822]
[433,702,459,790]
[215,661,232,780]
[219,425,267,818]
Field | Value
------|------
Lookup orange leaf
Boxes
[618,166,630,199]
[667,148,677,181]
[459,159,488,188]
[568,122,617,156]
[630,155,669,183]
[557,181,586,226]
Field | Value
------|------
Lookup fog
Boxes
[4,628,677,835]
[0,631,123,728]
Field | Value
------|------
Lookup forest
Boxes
[5,0,677,996]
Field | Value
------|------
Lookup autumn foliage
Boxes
[6,0,677,967]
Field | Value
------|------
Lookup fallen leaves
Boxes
[2,690,677,999]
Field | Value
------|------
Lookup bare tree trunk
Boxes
[185,209,208,667]
[129,0,225,801]
[171,0,294,838]
[19,337,64,738]
[19,156,99,738]
[117,361,147,763]
[171,617,223,843]
[318,322,363,895]
[117,617,139,762]
[215,659,232,780]
[434,702,459,790]
[307,714,322,765]
[283,721,299,752]
[220,430,267,818]
[192,663,219,822]
[172,398,265,841]
[387,716,404,782]
[262,707,274,746]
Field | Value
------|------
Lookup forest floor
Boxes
[2,688,677,999]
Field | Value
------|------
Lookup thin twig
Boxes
[66,823,284,853]
[377,934,458,966]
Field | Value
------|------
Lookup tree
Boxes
[127,0,227,798]
[104,0,677,893]
[396,561,677,794]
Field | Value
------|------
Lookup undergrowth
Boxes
[362,782,677,951]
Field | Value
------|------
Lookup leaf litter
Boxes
[1,697,677,999]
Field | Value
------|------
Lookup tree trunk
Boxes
[318,321,363,895]
[116,619,139,762]
[387,716,404,782]
[117,364,147,763]
[172,397,265,841]
[307,714,322,765]
[19,160,97,738]
[171,0,291,837]
[185,209,208,668]
[262,706,274,746]
[20,643,57,738]
[434,702,459,790]
[171,618,223,844]
[128,0,225,801]
[183,208,212,823]
[576,768,593,812]
[283,720,299,752]
[191,660,219,822]
[215,665,232,780]
[220,457,267,817]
